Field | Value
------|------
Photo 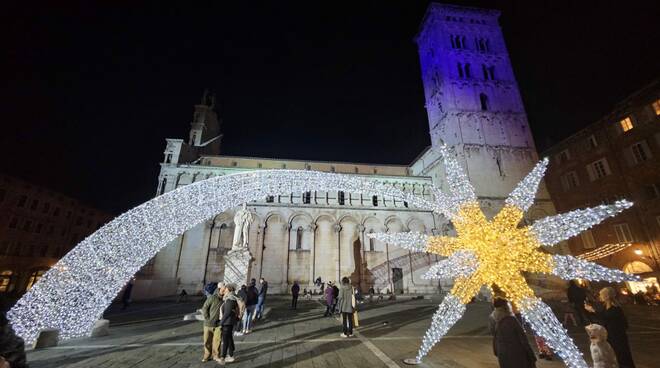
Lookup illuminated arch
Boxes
[8,170,438,343]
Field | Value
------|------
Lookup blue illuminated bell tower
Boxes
[411,3,543,204]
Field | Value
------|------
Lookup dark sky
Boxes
[1,1,658,214]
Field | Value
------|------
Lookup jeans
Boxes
[291,295,299,309]
[256,296,265,318]
[221,325,235,358]
[242,305,256,331]
[341,312,354,335]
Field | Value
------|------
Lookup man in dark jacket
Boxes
[291,281,300,310]
[201,282,225,362]
[567,280,588,325]
[255,278,268,320]
[220,284,240,363]
[489,298,537,368]
[242,280,259,334]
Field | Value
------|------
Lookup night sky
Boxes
[1,1,658,214]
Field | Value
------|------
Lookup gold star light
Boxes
[369,145,637,368]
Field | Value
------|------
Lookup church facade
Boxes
[135,3,558,298]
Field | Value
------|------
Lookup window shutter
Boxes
[641,140,653,159]
[602,159,612,175]
[623,147,636,166]
[586,164,596,182]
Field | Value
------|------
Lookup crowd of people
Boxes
[200,277,268,365]
[490,281,639,368]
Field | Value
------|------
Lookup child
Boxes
[585,324,618,368]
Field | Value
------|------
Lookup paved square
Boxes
[26,296,659,367]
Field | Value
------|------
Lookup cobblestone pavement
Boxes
[26,296,660,367]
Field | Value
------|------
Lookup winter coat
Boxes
[589,306,636,368]
[220,293,240,327]
[0,313,27,368]
[201,293,223,327]
[325,286,334,305]
[490,307,536,368]
[332,285,339,298]
[337,284,355,314]
[258,281,268,299]
[292,283,300,296]
[246,285,259,306]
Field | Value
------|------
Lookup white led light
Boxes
[422,250,477,280]
[8,170,440,344]
[366,232,429,253]
[552,254,640,282]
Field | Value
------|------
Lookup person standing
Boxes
[234,285,247,336]
[489,298,537,368]
[255,278,268,320]
[337,277,355,337]
[242,280,258,334]
[0,299,28,368]
[331,282,340,314]
[121,279,134,310]
[291,281,300,310]
[585,287,636,368]
[219,284,240,364]
[201,282,225,363]
[567,280,588,325]
[324,282,335,317]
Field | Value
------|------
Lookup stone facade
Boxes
[543,79,660,279]
[138,3,559,299]
[0,174,112,295]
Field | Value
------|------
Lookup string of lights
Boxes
[373,144,637,367]
[577,242,632,261]
[8,169,441,344]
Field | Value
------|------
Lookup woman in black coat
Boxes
[489,298,537,368]
[585,287,636,368]
[220,284,240,363]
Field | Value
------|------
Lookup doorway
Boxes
[392,267,404,294]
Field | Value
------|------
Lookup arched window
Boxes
[369,231,375,251]
[482,65,489,80]
[450,35,456,48]
[302,191,311,204]
[296,227,303,250]
[479,93,489,111]
[464,63,471,78]
[372,196,379,207]
[461,36,467,49]
[338,191,345,205]
[159,178,167,195]
[457,63,464,78]
[488,66,495,80]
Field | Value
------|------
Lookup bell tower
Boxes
[189,89,222,155]
[413,3,540,200]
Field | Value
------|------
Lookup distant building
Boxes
[543,79,660,291]
[0,174,113,295]
[139,3,559,299]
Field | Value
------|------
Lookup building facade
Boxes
[543,79,660,291]
[0,174,112,295]
[139,3,558,298]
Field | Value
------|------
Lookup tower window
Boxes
[303,191,311,204]
[457,63,464,78]
[266,195,274,203]
[338,191,345,205]
[159,178,167,195]
[464,63,471,78]
[488,66,495,80]
[372,195,378,207]
[479,93,489,111]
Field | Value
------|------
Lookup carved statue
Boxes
[232,203,253,249]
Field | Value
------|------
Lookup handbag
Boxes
[353,311,360,327]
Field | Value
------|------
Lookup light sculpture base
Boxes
[223,248,252,286]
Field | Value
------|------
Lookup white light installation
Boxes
[8,170,438,344]
[368,145,637,367]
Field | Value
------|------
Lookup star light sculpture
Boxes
[368,145,638,368]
